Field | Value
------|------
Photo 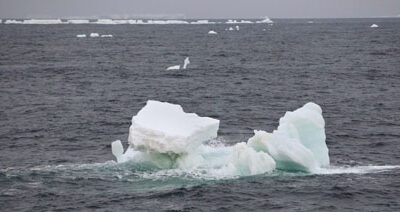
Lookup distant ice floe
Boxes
[68,19,90,24]
[190,20,215,24]
[226,19,253,24]
[76,34,87,38]
[208,30,218,35]
[228,27,234,31]
[166,57,190,71]
[255,17,274,24]
[101,34,113,38]
[235,25,240,31]
[23,19,63,24]
[4,19,24,24]
[90,33,100,38]
[370,24,379,28]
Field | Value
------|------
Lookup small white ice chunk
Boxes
[183,57,190,69]
[235,25,240,31]
[90,33,100,37]
[101,34,113,38]
[128,100,220,154]
[370,24,379,28]
[76,34,86,38]
[111,140,124,162]
[166,65,180,70]
[208,30,218,35]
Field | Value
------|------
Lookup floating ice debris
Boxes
[76,34,87,38]
[370,24,379,28]
[127,100,220,154]
[235,25,240,31]
[101,34,113,38]
[67,19,90,24]
[208,30,218,35]
[183,57,190,69]
[95,19,116,24]
[89,33,100,38]
[307,21,314,24]
[22,19,64,24]
[147,20,189,24]
[248,102,329,172]
[256,17,274,24]
[228,27,234,31]
[166,65,181,70]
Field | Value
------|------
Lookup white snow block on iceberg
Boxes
[248,102,329,172]
[128,100,220,154]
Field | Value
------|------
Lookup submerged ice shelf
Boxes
[112,100,330,177]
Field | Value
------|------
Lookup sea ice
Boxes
[370,24,379,28]
[208,30,218,35]
[228,27,234,31]
[101,34,113,38]
[191,20,215,24]
[68,19,90,24]
[4,19,24,24]
[127,100,220,154]
[256,17,274,24]
[22,19,64,24]
[90,33,100,38]
[248,102,329,172]
[95,19,116,24]
[183,57,190,69]
[76,34,87,38]
[235,25,240,31]
[166,65,180,70]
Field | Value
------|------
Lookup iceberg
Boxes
[228,27,234,31]
[208,30,218,35]
[226,19,253,24]
[95,19,116,24]
[370,24,379,28]
[235,25,240,31]
[127,100,220,154]
[90,33,100,38]
[111,101,330,177]
[256,17,274,24]
[248,102,329,172]
[76,34,87,38]
[67,19,90,24]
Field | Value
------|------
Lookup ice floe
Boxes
[208,30,218,35]
[76,34,87,38]
[370,24,379,28]
[256,17,274,24]
[67,19,90,24]
[90,33,100,37]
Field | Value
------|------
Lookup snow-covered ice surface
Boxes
[22,19,64,24]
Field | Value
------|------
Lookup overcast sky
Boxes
[1,0,400,19]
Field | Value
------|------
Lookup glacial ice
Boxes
[111,101,330,177]
[76,34,87,38]
[127,100,220,154]
[248,102,329,172]
[228,27,234,31]
[226,20,253,24]
[208,30,218,35]
[190,20,215,24]
[4,19,24,24]
[236,25,240,31]
[370,24,379,28]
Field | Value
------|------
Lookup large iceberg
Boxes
[111,101,330,177]
[256,17,274,24]
[67,19,90,24]
[128,100,219,154]
[22,19,64,24]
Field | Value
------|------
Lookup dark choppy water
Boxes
[1,18,400,211]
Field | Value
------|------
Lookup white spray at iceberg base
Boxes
[111,100,331,178]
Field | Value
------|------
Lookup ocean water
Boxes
[1,18,400,211]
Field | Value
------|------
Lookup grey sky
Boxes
[1,0,400,19]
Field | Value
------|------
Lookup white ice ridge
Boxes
[208,30,218,35]
[370,24,379,28]
[111,101,329,177]
[128,100,220,153]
